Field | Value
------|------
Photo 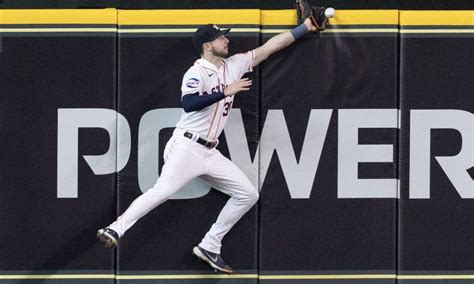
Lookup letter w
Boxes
[226,109,332,199]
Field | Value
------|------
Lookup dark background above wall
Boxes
[0,0,473,9]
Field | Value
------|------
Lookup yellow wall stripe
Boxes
[398,275,474,280]
[325,28,399,33]
[260,29,291,33]
[116,274,258,279]
[0,28,117,32]
[260,10,296,26]
[0,275,115,280]
[261,28,398,34]
[0,9,117,24]
[259,274,397,280]
[118,28,260,34]
[118,28,196,33]
[2,273,474,280]
[400,11,474,26]
[2,9,474,28]
[0,274,256,280]
[329,10,399,25]
[260,10,398,26]
[118,9,260,25]
[260,274,474,280]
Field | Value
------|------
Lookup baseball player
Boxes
[98,15,323,273]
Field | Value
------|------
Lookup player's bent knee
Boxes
[247,189,259,205]
[235,186,259,205]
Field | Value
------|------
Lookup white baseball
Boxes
[325,7,336,18]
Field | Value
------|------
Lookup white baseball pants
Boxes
[108,128,259,254]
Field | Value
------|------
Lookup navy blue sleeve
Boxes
[182,92,226,112]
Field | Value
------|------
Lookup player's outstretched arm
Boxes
[252,18,316,68]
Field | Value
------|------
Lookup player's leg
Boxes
[198,150,258,254]
[98,136,205,247]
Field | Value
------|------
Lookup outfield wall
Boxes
[0,9,473,283]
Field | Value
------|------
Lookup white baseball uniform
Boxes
[108,50,258,254]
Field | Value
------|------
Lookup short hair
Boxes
[197,44,204,56]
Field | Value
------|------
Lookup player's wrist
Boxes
[290,23,309,40]
[223,89,232,97]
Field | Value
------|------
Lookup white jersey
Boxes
[176,51,254,140]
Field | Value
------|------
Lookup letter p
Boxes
[57,108,131,198]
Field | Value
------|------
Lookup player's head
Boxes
[193,24,231,57]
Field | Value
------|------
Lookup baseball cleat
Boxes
[192,246,233,274]
[312,6,330,31]
[97,228,119,248]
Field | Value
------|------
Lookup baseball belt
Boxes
[183,131,218,149]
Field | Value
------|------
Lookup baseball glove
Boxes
[295,0,329,31]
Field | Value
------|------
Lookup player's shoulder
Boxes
[225,51,252,64]
[183,64,203,79]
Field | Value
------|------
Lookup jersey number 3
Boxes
[223,101,232,116]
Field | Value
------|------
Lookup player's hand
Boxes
[304,17,317,32]
[224,78,252,97]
